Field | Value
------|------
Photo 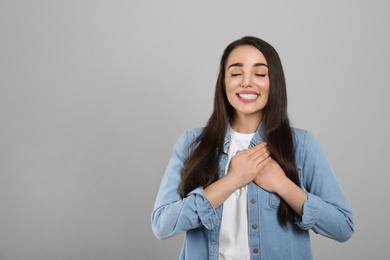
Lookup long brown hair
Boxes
[180,36,300,228]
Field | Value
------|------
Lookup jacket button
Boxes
[253,248,259,253]
[250,199,256,204]
[252,224,257,230]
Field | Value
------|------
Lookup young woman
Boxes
[152,36,354,260]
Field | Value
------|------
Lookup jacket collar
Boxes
[223,121,266,154]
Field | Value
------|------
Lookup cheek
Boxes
[260,80,270,99]
[224,79,236,95]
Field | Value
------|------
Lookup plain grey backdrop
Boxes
[1,0,389,259]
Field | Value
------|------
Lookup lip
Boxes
[237,91,259,95]
[236,91,259,103]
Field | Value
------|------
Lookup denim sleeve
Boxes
[151,130,219,240]
[295,131,354,242]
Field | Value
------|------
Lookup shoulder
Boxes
[174,127,204,150]
[290,127,325,162]
[290,127,317,146]
[185,127,204,141]
[290,127,319,158]
[290,127,308,145]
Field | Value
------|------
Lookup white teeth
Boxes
[239,94,258,99]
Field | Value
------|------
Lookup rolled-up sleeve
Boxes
[295,131,354,242]
[189,187,219,230]
[151,130,220,240]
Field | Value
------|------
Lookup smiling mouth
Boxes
[238,93,259,99]
[236,92,259,103]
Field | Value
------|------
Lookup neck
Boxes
[230,111,262,134]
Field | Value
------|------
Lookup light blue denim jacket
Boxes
[152,125,354,260]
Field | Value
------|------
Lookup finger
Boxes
[254,150,271,165]
[256,156,271,171]
[247,142,267,155]
[249,145,270,159]
[235,149,247,155]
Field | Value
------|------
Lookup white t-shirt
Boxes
[218,127,255,260]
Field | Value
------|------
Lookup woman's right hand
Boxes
[226,142,271,189]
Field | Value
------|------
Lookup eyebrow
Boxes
[227,62,268,69]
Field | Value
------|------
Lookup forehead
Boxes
[226,45,268,67]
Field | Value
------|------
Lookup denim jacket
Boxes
[152,125,354,260]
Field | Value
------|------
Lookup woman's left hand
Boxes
[253,159,287,194]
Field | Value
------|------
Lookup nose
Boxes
[241,74,254,88]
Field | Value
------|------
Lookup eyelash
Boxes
[231,74,266,77]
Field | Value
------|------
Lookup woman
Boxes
[152,36,354,260]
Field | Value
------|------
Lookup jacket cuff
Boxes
[188,187,219,230]
[295,192,323,230]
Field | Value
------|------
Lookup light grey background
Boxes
[1,1,389,259]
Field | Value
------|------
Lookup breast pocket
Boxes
[269,193,281,209]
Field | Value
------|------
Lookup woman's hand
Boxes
[204,142,270,209]
[253,159,287,193]
[226,142,271,190]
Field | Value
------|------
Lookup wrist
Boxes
[223,172,241,191]
[275,176,292,196]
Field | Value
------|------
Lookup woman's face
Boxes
[225,45,270,120]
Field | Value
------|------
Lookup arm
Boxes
[152,131,272,240]
[151,130,219,240]
[253,159,308,217]
[253,131,354,242]
[296,131,354,242]
[275,174,308,217]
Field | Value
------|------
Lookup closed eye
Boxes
[256,74,266,77]
[231,74,241,76]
